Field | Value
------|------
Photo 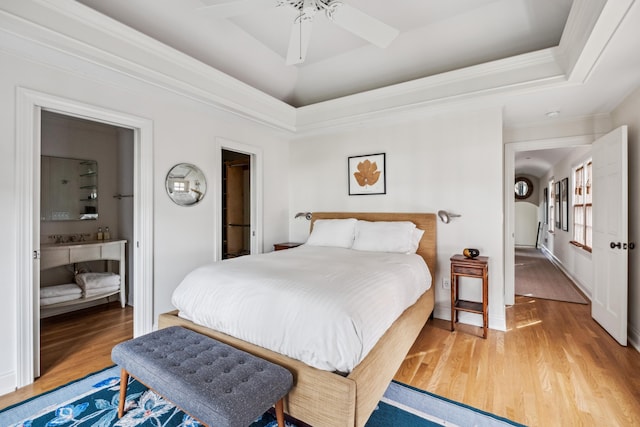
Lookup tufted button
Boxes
[223,368,230,374]
[241,378,248,383]
[224,389,232,394]
[238,360,245,365]
[205,378,212,383]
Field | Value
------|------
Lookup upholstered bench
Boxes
[111,326,293,427]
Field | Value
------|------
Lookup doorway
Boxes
[15,88,154,388]
[215,137,263,260]
[222,150,251,259]
[38,111,134,375]
[504,136,592,306]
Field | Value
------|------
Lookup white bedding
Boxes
[171,245,431,373]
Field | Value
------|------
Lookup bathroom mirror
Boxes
[41,156,98,221]
[166,163,207,206]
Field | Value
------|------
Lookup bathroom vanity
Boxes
[40,239,126,315]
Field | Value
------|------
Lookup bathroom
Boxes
[39,110,134,318]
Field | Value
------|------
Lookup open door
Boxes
[591,126,629,345]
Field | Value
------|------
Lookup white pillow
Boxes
[305,218,357,248]
[352,220,417,253]
[408,228,425,254]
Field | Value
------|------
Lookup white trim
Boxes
[0,0,632,135]
[15,88,154,388]
[215,138,264,260]
[504,135,593,307]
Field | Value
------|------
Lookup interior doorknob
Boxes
[630,242,636,250]
[610,242,621,249]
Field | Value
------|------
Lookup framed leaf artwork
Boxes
[348,153,386,195]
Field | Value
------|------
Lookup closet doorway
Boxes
[222,149,251,259]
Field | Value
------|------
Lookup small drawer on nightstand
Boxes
[452,264,484,276]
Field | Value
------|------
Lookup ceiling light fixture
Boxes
[283,0,399,65]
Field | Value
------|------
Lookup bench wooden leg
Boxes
[275,399,285,427]
[118,368,129,418]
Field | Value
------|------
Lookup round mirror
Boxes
[515,177,533,199]
[165,163,207,206]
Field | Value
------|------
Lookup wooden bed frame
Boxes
[158,212,436,427]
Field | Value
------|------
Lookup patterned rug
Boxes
[0,366,525,427]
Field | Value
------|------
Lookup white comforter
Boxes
[171,245,431,373]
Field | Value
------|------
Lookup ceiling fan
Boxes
[199,0,400,65]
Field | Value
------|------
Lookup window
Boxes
[548,179,555,232]
[572,160,592,251]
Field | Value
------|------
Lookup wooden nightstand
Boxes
[450,254,489,338]
[273,242,303,251]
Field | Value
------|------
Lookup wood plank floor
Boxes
[2,298,639,426]
[395,296,640,426]
[0,301,133,409]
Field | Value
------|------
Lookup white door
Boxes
[592,126,628,346]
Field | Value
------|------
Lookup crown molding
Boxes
[0,0,297,132]
[0,0,631,135]
[557,0,634,83]
[294,48,565,135]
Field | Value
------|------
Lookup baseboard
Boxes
[0,370,16,396]
[628,324,640,353]
[539,246,592,300]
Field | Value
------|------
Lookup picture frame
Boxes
[554,181,561,229]
[561,177,569,231]
[348,153,386,195]
[543,187,548,224]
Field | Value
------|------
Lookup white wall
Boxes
[0,47,291,393]
[611,85,640,350]
[515,202,539,246]
[289,107,506,331]
[539,146,593,296]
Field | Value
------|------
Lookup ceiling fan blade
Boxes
[286,17,314,65]
[327,2,399,48]
[198,0,272,18]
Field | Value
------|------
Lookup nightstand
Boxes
[273,242,303,251]
[450,254,489,338]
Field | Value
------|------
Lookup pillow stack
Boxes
[305,218,424,254]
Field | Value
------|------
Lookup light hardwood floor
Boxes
[0,302,133,410]
[395,296,640,426]
[2,298,639,426]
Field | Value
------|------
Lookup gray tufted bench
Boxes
[111,326,293,427]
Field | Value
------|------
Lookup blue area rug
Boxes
[0,366,525,426]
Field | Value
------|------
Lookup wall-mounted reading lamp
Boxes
[295,212,312,220]
[437,210,461,224]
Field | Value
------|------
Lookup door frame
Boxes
[15,88,154,387]
[215,138,263,260]
[504,135,593,306]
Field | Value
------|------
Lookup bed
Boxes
[159,212,436,427]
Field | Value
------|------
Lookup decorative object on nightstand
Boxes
[450,254,489,338]
[462,248,480,259]
[273,242,303,251]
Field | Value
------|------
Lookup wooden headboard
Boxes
[310,212,437,283]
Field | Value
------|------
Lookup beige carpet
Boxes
[515,248,588,304]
